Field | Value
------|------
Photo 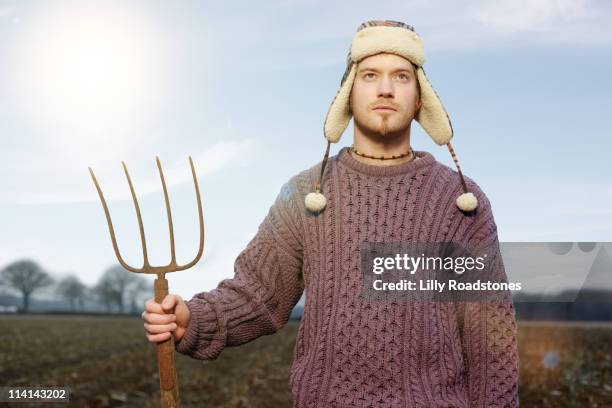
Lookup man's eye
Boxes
[364,73,375,79]
[397,74,409,80]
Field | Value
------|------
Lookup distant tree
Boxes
[94,265,151,313]
[56,275,87,311]
[93,276,115,312]
[128,276,153,314]
[0,259,54,312]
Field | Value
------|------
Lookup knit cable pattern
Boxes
[176,146,519,407]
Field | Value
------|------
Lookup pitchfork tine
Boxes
[156,156,177,266]
[91,157,204,275]
[122,161,150,270]
[175,156,205,271]
[88,167,142,273]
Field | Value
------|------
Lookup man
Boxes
[142,20,519,407]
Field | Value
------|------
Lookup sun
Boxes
[10,4,169,156]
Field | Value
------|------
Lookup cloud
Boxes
[491,180,612,241]
[473,0,590,31]
[2,138,257,205]
[85,138,258,203]
[0,6,14,18]
[249,0,612,70]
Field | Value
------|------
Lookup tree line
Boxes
[0,259,152,314]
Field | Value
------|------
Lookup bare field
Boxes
[0,316,611,407]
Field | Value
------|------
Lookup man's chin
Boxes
[365,128,399,138]
[372,123,403,137]
[354,117,409,138]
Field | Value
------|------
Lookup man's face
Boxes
[350,53,421,137]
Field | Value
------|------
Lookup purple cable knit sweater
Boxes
[175,146,520,407]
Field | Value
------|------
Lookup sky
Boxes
[0,0,611,302]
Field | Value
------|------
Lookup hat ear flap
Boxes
[324,63,357,143]
[415,67,453,145]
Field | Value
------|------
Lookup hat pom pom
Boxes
[305,191,327,212]
[456,192,478,212]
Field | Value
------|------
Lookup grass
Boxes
[0,316,611,407]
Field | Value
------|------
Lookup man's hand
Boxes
[142,294,191,343]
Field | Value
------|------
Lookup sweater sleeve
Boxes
[453,184,520,407]
[174,177,305,360]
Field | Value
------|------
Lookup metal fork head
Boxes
[88,156,205,279]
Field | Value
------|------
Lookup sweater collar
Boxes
[336,146,436,177]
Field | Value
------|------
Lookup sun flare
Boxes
[11,4,168,155]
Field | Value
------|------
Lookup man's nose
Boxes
[377,75,394,98]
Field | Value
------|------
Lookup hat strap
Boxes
[316,140,332,192]
[446,142,468,193]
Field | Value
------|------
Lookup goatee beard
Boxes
[379,116,389,136]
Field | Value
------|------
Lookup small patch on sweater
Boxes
[279,181,293,201]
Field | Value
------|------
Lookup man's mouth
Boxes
[373,105,397,112]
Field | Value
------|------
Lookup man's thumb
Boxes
[161,295,177,312]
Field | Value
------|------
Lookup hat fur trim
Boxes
[351,25,425,66]
[324,64,356,143]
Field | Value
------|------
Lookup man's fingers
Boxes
[146,332,172,343]
[142,295,184,344]
[144,322,177,334]
[142,311,176,325]
[145,295,183,314]
[144,299,163,314]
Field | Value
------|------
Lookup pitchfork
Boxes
[88,156,204,408]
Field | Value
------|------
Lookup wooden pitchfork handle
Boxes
[155,277,180,407]
[89,156,205,408]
